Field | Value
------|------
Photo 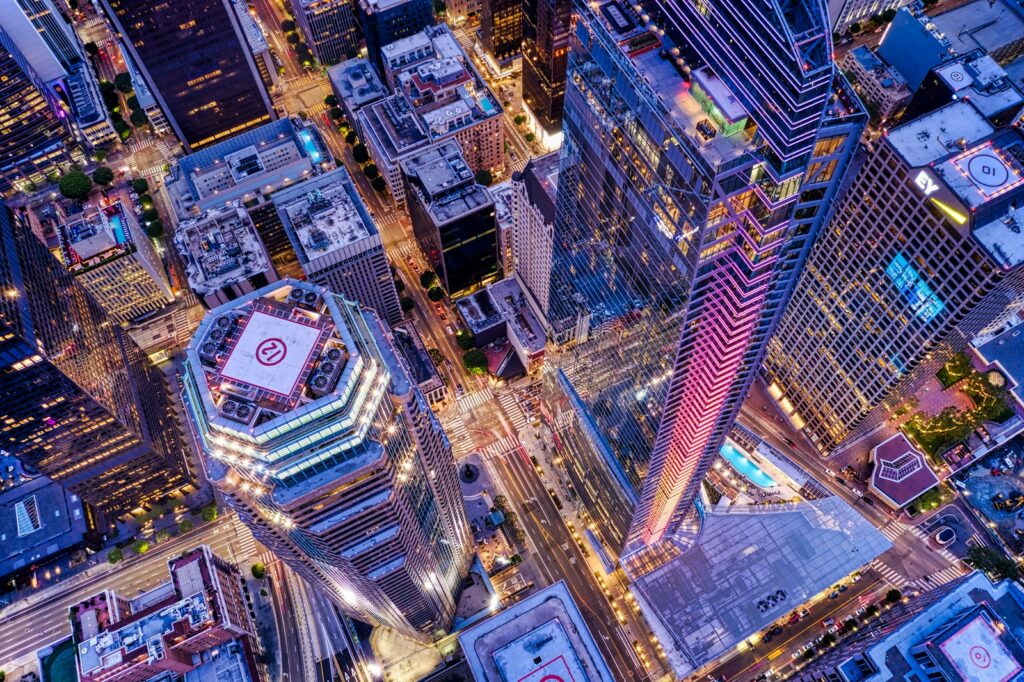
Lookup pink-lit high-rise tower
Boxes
[540,0,866,573]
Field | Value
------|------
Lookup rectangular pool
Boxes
[720,443,776,489]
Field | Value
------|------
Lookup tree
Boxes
[99,80,116,95]
[821,633,836,647]
[885,588,903,604]
[324,94,338,107]
[251,562,268,579]
[427,286,445,302]
[400,296,416,312]
[419,270,437,288]
[91,166,114,186]
[126,95,141,111]
[84,41,99,57]
[456,330,475,350]
[330,106,345,121]
[363,163,379,179]
[201,506,219,522]
[802,649,815,661]
[144,220,164,238]
[513,114,526,125]
[131,539,151,555]
[493,495,508,511]
[114,120,132,139]
[142,207,160,222]
[59,171,92,201]
[525,132,536,143]
[92,148,108,163]
[514,528,527,544]
[967,546,1019,580]
[130,109,149,127]
[475,169,493,186]
[281,19,296,32]
[345,129,358,145]
[132,178,150,194]
[178,518,194,533]
[428,348,445,366]
[155,530,171,543]
[352,143,369,163]
[107,547,124,564]
[463,348,488,374]
[287,32,301,44]
[114,72,133,93]
[371,176,387,193]
[849,21,862,33]
[434,0,446,14]
[881,8,896,21]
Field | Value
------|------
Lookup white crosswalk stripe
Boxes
[138,164,166,178]
[878,521,914,543]
[483,435,519,460]
[440,412,471,452]
[233,521,259,561]
[870,559,908,588]
[497,392,528,430]
[911,566,966,592]
[459,388,494,411]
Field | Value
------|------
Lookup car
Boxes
[934,526,956,546]
[783,437,796,447]
[569,556,576,565]
[787,612,801,624]
[445,325,454,335]
[862,496,875,506]
[821,617,835,628]
[828,591,840,599]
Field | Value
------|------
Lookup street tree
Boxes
[114,72,133,93]
[427,286,445,302]
[371,176,387,192]
[462,348,488,374]
[59,171,92,201]
[91,166,114,186]
[352,143,369,163]
[419,270,437,288]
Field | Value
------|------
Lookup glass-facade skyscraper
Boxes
[540,0,865,571]
[103,0,274,151]
[0,203,190,517]
[520,0,569,139]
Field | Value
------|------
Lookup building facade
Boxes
[403,141,498,296]
[841,45,911,123]
[0,203,189,517]
[510,152,557,337]
[357,0,434,72]
[274,168,403,326]
[520,0,569,143]
[181,280,472,639]
[764,99,1024,454]
[103,0,275,151]
[56,201,175,325]
[479,0,522,65]
[539,0,864,567]
[290,0,359,66]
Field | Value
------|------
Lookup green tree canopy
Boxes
[91,166,114,186]
[456,329,475,350]
[132,177,149,194]
[287,32,300,44]
[84,41,99,57]
[371,176,387,192]
[524,132,536,143]
[463,348,488,374]
[59,171,92,201]
[113,72,133,93]
[330,106,345,120]
[142,207,160,222]
[885,588,903,603]
[281,19,296,32]
[419,270,437,288]
[107,547,124,564]
[345,129,358,145]
[201,506,219,522]
[251,562,267,579]
[363,163,379,179]
[352,143,369,163]
[144,219,164,239]
[475,169,493,185]
[324,94,338,107]
[400,297,415,312]
[513,114,526,125]
[967,546,1019,580]
[427,286,445,302]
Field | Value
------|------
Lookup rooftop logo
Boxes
[256,338,287,366]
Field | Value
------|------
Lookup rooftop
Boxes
[390,322,442,391]
[869,433,940,509]
[634,497,891,678]
[490,181,514,230]
[933,53,1024,119]
[459,581,616,682]
[887,100,994,168]
[57,201,135,271]
[360,95,430,161]
[929,0,1024,57]
[934,140,1024,209]
[835,572,1024,681]
[174,204,272,295]
[456,290,504,335]
[976,322,1024,405]
[327,59,387,110]
[231,0,269,53]
[518,152,559,223]
[489,278,546,354]
[274,169,375,263]
[403,142,494,224]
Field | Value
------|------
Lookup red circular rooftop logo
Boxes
[255,338,287,366]
[539,677,565,682]
[969,645,992,669]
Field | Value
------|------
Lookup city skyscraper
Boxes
[480,0,522,66]
[520,0,569,144]
[540,0,865,568]
[103,0,274,151]
[181,280,472,639]
[357,0,434,73]
[764,94,1024,454]
[289,0,359,65]
[0,202,190,517]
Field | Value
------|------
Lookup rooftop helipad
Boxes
[219,310,326,398]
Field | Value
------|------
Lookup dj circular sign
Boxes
[969,645,993,669]
[967,153,1010,188]
[255,337,287,366]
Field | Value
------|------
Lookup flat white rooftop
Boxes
[975,205,1024,269]
[459,581,615,682]
[278,175,373,261]
[887,100,994,168]
[935,141,1024,208]
[940,613,1021,681]
[220,310,324,397]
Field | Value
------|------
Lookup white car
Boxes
[446,325,454,335]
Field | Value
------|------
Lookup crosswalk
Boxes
[137,164,168,179]
[497,391,528,431]
[441,412,471,453]
[482,435,519,460]
[909,565,967,592]
[869,559,908,588]
[459,387,494,411]
[878,521,960,564]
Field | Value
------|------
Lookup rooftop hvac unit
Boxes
[234,404,255,422]
[215,315,235,330]
[288,287,305,303]
[326,347,342,362]
[200,341,220,364]
[303,291,320,306]
[220,399,239,416]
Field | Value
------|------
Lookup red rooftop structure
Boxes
[869,433,940,509]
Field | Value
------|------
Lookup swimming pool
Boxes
[720,443,776,489]
[480,97,496,115]
[299,130,322,164]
